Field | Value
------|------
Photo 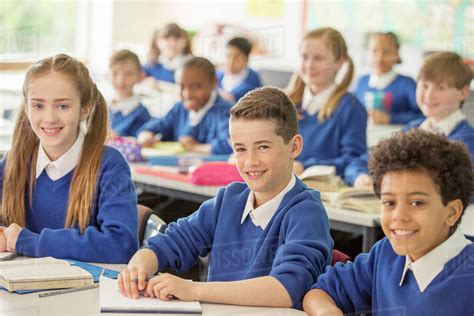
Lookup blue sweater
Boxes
[0,147,139,263]
[217,68,262,101]
[142,63,175,83]
[313,238,474,315]
[138,95,233,154]
[147,178,333,308]
[344,118,474,185]
[296,93,368,177]
[355,74,423,124]
[109,103,151,137]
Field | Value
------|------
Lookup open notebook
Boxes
[100,275,201,314]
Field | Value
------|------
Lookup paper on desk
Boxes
[99,275,201,314]
[0,252,16,261]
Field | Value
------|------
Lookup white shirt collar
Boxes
[240,174,296,230]
[302,83,337,116]
[159,53,192,71]
[222,67,249,93]
[419,109,465,136]
[188,91,217,127]
[109,95,141,116]
[368,70,398,90]
[399,228,471,292]
[36,131,85,181]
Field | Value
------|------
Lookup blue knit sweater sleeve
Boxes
[344,152,370,186]
[270,192,333,307]
[389,76,422,124]
[146,187,225,272]
[312,239,386,313]
[15,147,139,263]
[137,102,180,140]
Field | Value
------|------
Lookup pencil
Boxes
[38,283,99,298]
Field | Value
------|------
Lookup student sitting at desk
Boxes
[217,37,262,103]
[137,57,233,155]
[108,49,151,137]
[286,27,367,178]
[354,32,423,124]
[303,129,474,315]
[118,87,333,309]
[142,23,192,85]
[346,51,474,188]
[0,54,138,263]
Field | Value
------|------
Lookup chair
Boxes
[137,204,167,247]
[331,249,351,265]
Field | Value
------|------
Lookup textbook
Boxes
[141,142,186,158]
[0,252,17,261]
[299,165,344,192]
[0,257,93,292]
[322,187,381,213]
[99,275,202,314]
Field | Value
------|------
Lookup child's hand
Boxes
[142,77,162,91]
[118,265,150,299]
[145,273,197,301]
[293,161,305,175]
[218,89,236,103]
[369,110,390,124]
[179,136,198,150]
[137,131,159,147]
[0,227,7,252]
[3,223,22,251]
[354,173,373,188]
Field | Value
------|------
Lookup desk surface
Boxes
[0,263,304,316]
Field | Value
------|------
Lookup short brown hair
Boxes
[109,49,141,73]
[182,57,216,82]
[418,51,472,89]
[369,129,473,228]
[230,87,298,144]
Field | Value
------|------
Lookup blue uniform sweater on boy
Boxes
[217,68,262,101]
[0,147,138,263]
[138,95,233,154]
[146,178,333,308]
[296,93,367,177]
[143,63,175,83]
[109,103,151,137]
[313,238,474,315]
[344,118,474,185]
[355,74,423,124]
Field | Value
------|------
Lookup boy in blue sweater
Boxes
[108,49,151,137]
[137,57,233,155]
[217,37,262,103]
[118,87,333,308]
[304,129,474,315]
[346,51,473,188]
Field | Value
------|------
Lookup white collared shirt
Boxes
[301,83,337,116]
[222,68,249,93]
[368,70,398,90]
[240,174,296,230]
[36,131,85,181]
[109,95,141,116]
[159,53,192,71]
[419,109,465,136]
[188,91,217,127]
[398,228,471,292]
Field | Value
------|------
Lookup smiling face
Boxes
[109,60,141,100]
[416,79,469,122]
[380,170,462,261]
[230,118,302,207]
[300,38,343,94]
[178,67,216,112]
[26,71,89,161]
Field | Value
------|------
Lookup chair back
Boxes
[137,204,167,246]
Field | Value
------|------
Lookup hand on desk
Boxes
[0,223,21,252]
[145,273,196,301]
[369,110,390,124]
[353,173,373,189]
[179,136,198,150]
[137,131,160,147]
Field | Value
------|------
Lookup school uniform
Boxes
[109,95,151,137]
[312,230,474,315]
[0,132,139,263]
[217,67,262,101]
[138,92,233,154]
[146,175,333,309]
[344,109,474,185]
[143,54,192,83]
[355,71,423,124]
[296,84,368,177]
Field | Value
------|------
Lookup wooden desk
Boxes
[131,165,381,252]
[0,262,304,316]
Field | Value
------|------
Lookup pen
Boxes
[39,283,99,298]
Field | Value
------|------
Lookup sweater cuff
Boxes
[16,228,39,257]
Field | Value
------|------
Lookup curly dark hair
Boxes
[369,129,473,226]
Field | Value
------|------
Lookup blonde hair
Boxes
[1,54,107,233]
[286,27,354,121]
[147,23,192,65]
